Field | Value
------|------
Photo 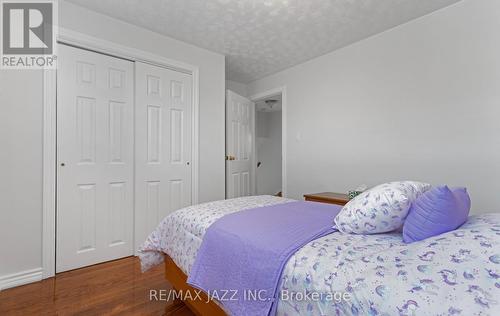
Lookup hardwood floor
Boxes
[0,257,195,316]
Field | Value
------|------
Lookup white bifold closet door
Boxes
[56,44,134,272]
[135,62,192,250]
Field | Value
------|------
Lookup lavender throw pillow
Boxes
[403,186,470,243]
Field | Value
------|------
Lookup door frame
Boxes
[42,27,200,279]
[249,86,287,198]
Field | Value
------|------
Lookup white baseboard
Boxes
[0,268,43,291]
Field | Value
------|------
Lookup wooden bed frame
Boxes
[164,255,226,316]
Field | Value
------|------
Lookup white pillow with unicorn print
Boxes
[334,181,431,234]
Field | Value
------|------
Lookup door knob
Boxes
[60,163,65,167]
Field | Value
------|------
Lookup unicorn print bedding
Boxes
[139,195,500,315]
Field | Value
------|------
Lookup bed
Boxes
[139,195,500,316]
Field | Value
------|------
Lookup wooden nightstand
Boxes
[303,192,350,206]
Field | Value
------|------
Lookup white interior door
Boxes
[56,44,134,272]
[135,62,192,250]
[226,90,255,198]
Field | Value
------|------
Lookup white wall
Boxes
[0,71,44,280]
[248,0,500,214]
[256,111,282,195]
[0,0,225,283]
[226,80,248,97]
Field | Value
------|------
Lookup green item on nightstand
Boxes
[348,190,362,200]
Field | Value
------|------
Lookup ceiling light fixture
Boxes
[265,99,278,110]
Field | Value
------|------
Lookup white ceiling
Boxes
[66,0,460,83]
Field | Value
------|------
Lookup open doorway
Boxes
[254,94,282,197]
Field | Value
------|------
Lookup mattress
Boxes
[139,196,500,315]
[139,195,294,274]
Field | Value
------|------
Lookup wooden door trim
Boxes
[43,28,200,280]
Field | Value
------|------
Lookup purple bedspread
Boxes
[187,201,342,316]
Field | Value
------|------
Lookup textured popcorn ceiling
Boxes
[66,0,460,83]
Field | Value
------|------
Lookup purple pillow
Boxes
[403,185,470,243]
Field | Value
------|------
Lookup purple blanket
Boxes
[187,201,342,316]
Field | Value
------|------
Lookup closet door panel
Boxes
[57,44,134,272]
[135,62,193,250]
